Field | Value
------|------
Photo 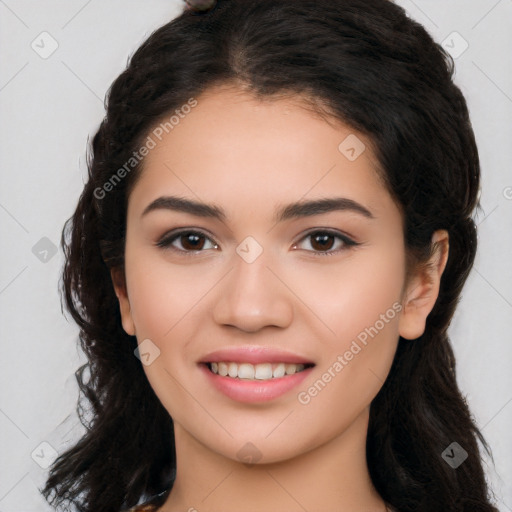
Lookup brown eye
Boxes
[179,233,206,250]
[293,230,360,256]
[309,233,336,251]
[156,230,218,254]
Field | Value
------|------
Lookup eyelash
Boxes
[155,229,361,257]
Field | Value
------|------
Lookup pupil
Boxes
[312,234,334,251]
[183,234,204,250]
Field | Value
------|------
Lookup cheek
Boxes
[125,250,211,341]
[123,251,208,416]
[290,243,404,410]
[294,301,402,437]
[288,243,405,351]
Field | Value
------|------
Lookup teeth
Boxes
[273,363,285,378]
[238,363,255,379]
[254,363,272,380]
[228,362,238,378]
[208,362,308,380]
[285,363,297,375]
[218,362,228,376]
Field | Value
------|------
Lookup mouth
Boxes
[198,347,316,402]
[198,350,315,402]
[205,361,315,380]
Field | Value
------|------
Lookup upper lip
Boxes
[199,346,315,365]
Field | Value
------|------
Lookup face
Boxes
[112,84,445,464]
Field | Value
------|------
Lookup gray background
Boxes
[0,1,511,510]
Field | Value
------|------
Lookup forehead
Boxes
[128,85,398,224]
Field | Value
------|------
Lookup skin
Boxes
[112,84,449,512]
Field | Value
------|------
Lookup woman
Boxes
[42,0,498,510]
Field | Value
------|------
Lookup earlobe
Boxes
[110,267,136,336]
[398,230,449,340]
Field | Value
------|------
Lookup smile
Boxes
[208,361,312,380]
[200,362,315,403]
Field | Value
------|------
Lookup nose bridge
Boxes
[211,238,293,332]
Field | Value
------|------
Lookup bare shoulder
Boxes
[123,505,158,512]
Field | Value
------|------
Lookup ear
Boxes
[111,267,136,336]
[398,230,450,340]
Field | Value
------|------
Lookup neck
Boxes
[160,408,387,512]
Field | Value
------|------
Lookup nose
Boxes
[212,251,294,333]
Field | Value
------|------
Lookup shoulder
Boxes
[123,505,158,512]
[121,490,169,512]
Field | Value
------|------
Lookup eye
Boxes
[156,230,218,254]
[156,229,360,257]
[292,230,360,256]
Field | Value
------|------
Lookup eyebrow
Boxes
[141,195,375,222]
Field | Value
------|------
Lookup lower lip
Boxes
[199,363,314,403]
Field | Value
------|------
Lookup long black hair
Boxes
[42,1,498,510]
